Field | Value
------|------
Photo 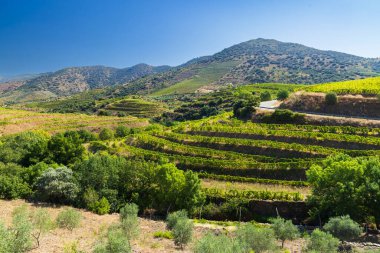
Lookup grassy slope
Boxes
[302,76,380,95]
[151,61,238,96]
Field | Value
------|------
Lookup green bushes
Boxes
[83,188,111,215]
[119,203,139,239]
[166,210,193,249]
[56,208,82,231]
[306,229,339,253]
[153,230,173,239]
[260,91,272,101]
[194,233,244,253]
[270,217,300,248]
[277,90,289,100]
[0,175,31,199]
[325,92,338,105]
[262,109,305,124]
[99,128,114,140]
[323,216,361,242]
[166,210,188,230]
[48,132,85,165]
[93,226,132,253]
[236,224,277,253]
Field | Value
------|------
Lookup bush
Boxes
[94,197,111,215]
[93,226,131,253]
[48,132,85,165]
[31,208,54,247]
[99,128,114,140]
[262,109,305,124]
[115,125,130,138]
[35,167,79,204]
[56,208,81,231]
[323,216,361,242]
[194,233,245,253]
[119,203,139,239]
[277,90,289,100]
[83,188,110,215]
[0,175,32,199]
[270,217,299,248]
[260,91,272,102]
[166,210,188,230]
[306,229,339,253]
[325,92,338,105]
[153,230,173,239]
[172,217,193,249]
[236,224,277,253]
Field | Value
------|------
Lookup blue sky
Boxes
[1,0,380,76]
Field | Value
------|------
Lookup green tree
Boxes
[93,226,131,253]
[10,205,34,253]
[166,210,188,230]
[194,233,245,253]
[236,224,277,253]
[307,154,380,223]
[48,133,85,165]
[56,208,82,231]
[31,208,54,247]
[277,90,289,100]
[325,92,338,105]
[270,217,299,248]
[115,125,130,138]
[35,167,79,204]
[306,229,339,253]
[99,128,114,140]
[119,203,139,239]
[260,91,272,101]
[172,217,193,249]
[323,216,361,242]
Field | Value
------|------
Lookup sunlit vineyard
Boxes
[302,76,380,95]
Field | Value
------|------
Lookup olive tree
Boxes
[323,216,361,242]
[270,217,300,248]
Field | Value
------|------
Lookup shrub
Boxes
[166,210,188,230]
[115,125,130,138]
[325,92,338,105]
[194,233,245,253]
[10,205,34,252]
[119,203,139,239]
[35,167,79,204]
[93,226,131,253]
[262,109,305,124]
[0,175,32,199]
[260,91,272,102]
[83,188,110,215]
[99,128,114,140]
[56,208,81,231]
[270,217,299,248]
[48,132,85,165]
[306,229,339,253]
[277,90,289,100]
[172,217,193,249]
[323,215,361,242]
[31,208,54,247]
[0,222,11,253]
[153,230,173,239]
[94,197,111,215]
[236,224,277,253]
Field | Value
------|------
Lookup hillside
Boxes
[0,64,170,104]
[112,38,380,97]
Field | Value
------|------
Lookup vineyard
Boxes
[0,108,148,136]
[105,112,380,222]
[302,76,380,95]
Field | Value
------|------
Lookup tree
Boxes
[306,229,339,253]
[56,208,82,231]
[10,205,33,252]
[325,92,338,105]
[270,217,299,248]
[166,210,188,230]
[323,216,361,242]
[172,217,193,249]
[99,128,114,140]
[93,226,131,253]
[31,208,54,248]
[35,167,79,204]
[48,133,85,165]
[260,91,272,101]
[119,203,139,239]
[307,154,380,223]
[115,125,130,138]
[0,174,31,199]
[277,90,289,100]
[236,224,277,253]
[194,233,245,253]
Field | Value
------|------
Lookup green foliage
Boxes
[0,174,31,199]
[260,90,272,101]
[236,224,277,253]
[306,229,339,253]
[115,125,130,138]
[56,208,82,231]
[35,167,79,204]
[277,89,289,100]
[232,92,260,120]
[31,208,54,247]
[270,217,299,248]
[93,226,131,253]
[307,154,380,223]
[262,109,305,124]
[172,217,193,249]
[99,128,114,140]
[10,205,34,253]
[166,210,188,230]
[325,92,338,105]
[48,132,85,165]
[0,222,11,253]
[83,188,110,215]
[119,203,139,239]
[194,233,245,253]
[323,216,361,242]
[153,230,173,239]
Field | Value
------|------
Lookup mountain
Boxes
[112,38,380,97]
[0,64,170,103]
[1,38,380,103]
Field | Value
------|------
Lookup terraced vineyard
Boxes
[105,98,167,117]
[105,112,380,221]
[0,108,148,136]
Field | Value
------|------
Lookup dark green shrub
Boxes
[93,226,131,253]
[56,208,81,231]
[323,216,361,242]
[115,125,130,138]
[119,203,139,239]
[260,91,272,102]
[194,233,245,253]
[172,217,193,249]
[0,175,31,199]
[99,128,114,140]
[166,210,188,230]
[262,109,305,124]
[88,141,108,153]
[325,92,338,105]
[48,133,85,165]
[236,224,277,253]
[277,90,289,100]
[35,167,79,204]
[306,229,339,253]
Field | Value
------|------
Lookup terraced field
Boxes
[105,98,167,117]
[105,112,380,221]
[0,108,148,136]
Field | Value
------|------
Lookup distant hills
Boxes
[1,38,380,103]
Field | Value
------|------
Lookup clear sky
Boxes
[1,0,380,76]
